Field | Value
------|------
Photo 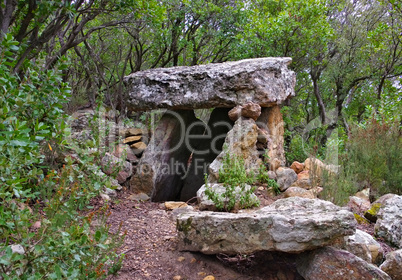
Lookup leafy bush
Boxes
[205,153,259,212]
[0,35,124,279]
[256,165,280,194]
[285,134,308,165]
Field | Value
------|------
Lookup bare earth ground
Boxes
[101,187,393,280]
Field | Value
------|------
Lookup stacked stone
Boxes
[119,127,149,156]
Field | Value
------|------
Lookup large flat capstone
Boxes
[177,197,357,254]
[124,57,296,110]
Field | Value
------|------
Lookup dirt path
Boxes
[105,189,303,280]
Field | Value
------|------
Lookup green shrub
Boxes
[285,134,308,164]
[204,153,260,212]
[0,35,124,279]
[256,165,280,194]
[321,116,401,205]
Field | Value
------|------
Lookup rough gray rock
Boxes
[256,106,286,170]
[177,197,356,254]
[100,153,133,184]
[276,167,298,191]
[296,247,391,280]
[341,229,383,264]
[375,195,402,248]
[124,58,296,111]
[380,249,402,280]
[283,187,315,199]
[208,118,261,182]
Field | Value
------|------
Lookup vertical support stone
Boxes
[180,108,233,201]
[256,105,286,171]
[129,110,201,201]
[208,117,262,182]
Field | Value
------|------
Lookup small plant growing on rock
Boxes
[204,153,260,212]
[256,165,280,194]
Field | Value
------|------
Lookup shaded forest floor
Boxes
[102,188,393,280]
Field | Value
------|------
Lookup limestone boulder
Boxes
[177,197,357,254]
[355,188,370,201]
[241,102,261,120]
[112,144,138,163]
[364,194,398,223]
[208,118,261,182]
[347,196,371,213]
[118,127,147,138]
[304,157,339,180]
[256,106,285,170]
[276,167,298,191]
[290,161,304,174]
[375,195,402,248]
[101,153,133,184]
[296,247,391,280]
[256,128,269,144]
[380,249,402,280]
[297,170,310,180]
[124,57,296,111]
[341,229,383,264]
[228,106,242,121]
[290,178,312,190]
[283,187,315,199]
[197,183,259,211]
[165,201,188,210]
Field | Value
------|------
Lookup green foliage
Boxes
[321,116,402,205]
[285,135,308,164]
[256,165,280,195]
[0,34,70,190]
[204,153,260,212]
[0,35,124,279]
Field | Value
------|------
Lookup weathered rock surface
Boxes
[347,196,371,213]
[380,249,402,280]
[296,247,391,280]
[241,102,261,120]
[355,188,370,201]
[165,201,188,210]
[375,195,402,248]
[177,197,356,254]
[256,106,285,170]
[208,118,261,182]
[365,194,397,222]
[101,153,133,184]
[112,144,138,163]
[283,187,315,199]
[130,142,147,154]
[118,127,147,137]
[340,229,383,264]
[276,167,298,191]
[124,58,295,111]
[196,183,259,211]
[123,135,142,144]
[290,161,304,174]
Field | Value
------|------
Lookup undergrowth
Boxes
[0,34,125,279]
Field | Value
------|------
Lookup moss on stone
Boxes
[364,203,382,222]
[177,217,193,234]
[354,213,370,225]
